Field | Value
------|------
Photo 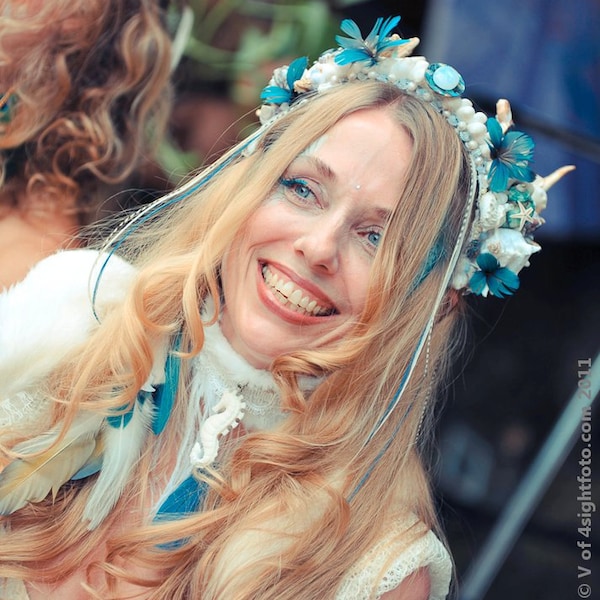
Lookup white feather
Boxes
[0,412,104,514]
[0,249,136,400]
[83,400,154,529]
[11,411,104,456]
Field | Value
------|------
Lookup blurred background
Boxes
[152,1,598,598]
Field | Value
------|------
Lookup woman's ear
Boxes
[436,288,461,322]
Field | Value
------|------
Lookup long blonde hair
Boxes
[0,81,470,598]
[0,0,172,221]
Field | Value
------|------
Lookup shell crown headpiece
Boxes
[256,15,574,298]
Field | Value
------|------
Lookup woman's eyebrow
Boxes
[292,154,337,183]
[374,207,393,223]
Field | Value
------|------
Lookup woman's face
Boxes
[220,107,413,368]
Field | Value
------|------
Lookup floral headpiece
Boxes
[256,16,574,298]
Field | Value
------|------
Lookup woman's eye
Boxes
[366,230,382,248]
[280,177,315,202]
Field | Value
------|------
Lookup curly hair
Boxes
[0,0,173,220]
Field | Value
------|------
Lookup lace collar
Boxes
[191,316,321,437]
[193,319,282,430]
[155,318,321,508]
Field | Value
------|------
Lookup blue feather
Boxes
[154,474,208,549]
[70,456,103,480]
[286,56,308,90]
[155,474,207,519]
[260,85,292,104]
[151,333,182,435]
[106,405,134,428]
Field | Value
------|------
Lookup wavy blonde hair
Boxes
[0,0,172,221]
[0,82,470,598]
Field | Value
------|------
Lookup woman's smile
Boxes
[260,262,338,318]
[220,107,413,368]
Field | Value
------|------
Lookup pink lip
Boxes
[256,261,337,325]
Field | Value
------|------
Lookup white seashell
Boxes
[272,68,288,89]
[530,179,548,212]
[411,59,428,81]
[258,105,276,124]
[451,257,477,291]
[387,57,423,82]
[481,228,540,274]
[478,192,509,231]
[309,63,337,86]
[392,36,420,58]
[495,99,513,132]
[539,165,576,191]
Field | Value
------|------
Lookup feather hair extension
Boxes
[83,398,154,529]
[0,411,104,514]
[151,332,182,435]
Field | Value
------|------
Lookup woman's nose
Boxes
[293,222,341,274]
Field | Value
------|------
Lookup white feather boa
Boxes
[0,249,158,528]
[0,249,136,400]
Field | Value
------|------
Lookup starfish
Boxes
[511,200,535,230]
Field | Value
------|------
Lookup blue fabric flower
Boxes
[260,56,308,104]
[335,16,408,66]
[469,252,520,298]
[487,117,535,193]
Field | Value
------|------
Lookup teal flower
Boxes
[260,56,308,104]
[487,117,535,192]
[469,252,520,298]
[335,16,408,66]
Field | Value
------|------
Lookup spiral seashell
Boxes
[539,165,576,191]
[481,228,540,273]
[495,99,513,133]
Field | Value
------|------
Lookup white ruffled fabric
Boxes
[0,249,452,599]
[336,515,452,599]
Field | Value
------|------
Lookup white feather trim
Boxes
[83,398,154,529]
[0,249,136,399]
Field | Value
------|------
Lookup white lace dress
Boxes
[0,249,452,599]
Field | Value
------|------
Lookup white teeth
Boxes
[261,265,333,316]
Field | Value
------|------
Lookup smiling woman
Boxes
[0,15,571,600]
[221,108,413,368]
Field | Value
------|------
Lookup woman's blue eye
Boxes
[280,177,312,200]
[367,231,382,247]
